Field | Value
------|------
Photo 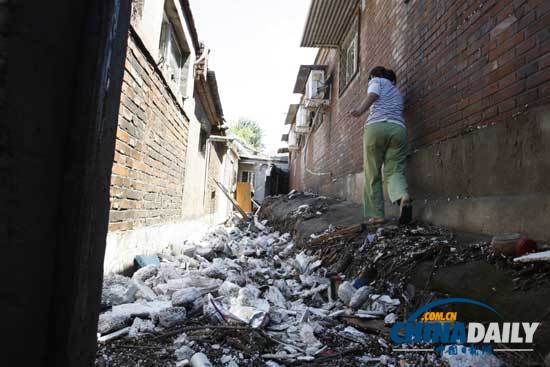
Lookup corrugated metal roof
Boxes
[301,0,359,48]
[285,104,299,125]
[293,65,327,94]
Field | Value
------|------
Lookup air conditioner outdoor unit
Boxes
[304,70,329,109]
[288,128,299,151]
[295,105,311,134]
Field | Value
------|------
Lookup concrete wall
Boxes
[181,100,208,220]
[290,0,550,241]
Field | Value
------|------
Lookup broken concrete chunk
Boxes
[128,317,155,338]
[225,271,246,287]
[156,275,222,295]
[157,306,187,328]
[195,245,214,260]
[299,323,323,355]
[133,279,157,301]
[190,352,213,367]
[188,296,204,317]
[384,313,397,325]
[218,281,241,299]
[235,285,261,306]
[337,281,356,306]
[264,286,287,308]
[97,311,131,334]
[101,274,138,307]
[175,345,195,361]
[173,332,193,348]
[132,264,159,283]
[172,287,202,308]
[349,286,372,309]
[111,300,172,319]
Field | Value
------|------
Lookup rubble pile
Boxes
[96,192,550,366]
[96,223,448,366]
[313,224,492,298]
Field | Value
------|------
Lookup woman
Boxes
[350,66,412,225]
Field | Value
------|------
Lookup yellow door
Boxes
[236,182,252,213]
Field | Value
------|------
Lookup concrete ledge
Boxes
[413,193,550,243]
[104,217,220,274]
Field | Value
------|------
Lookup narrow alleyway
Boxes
[3,0,549,366]
[95,192,548,367]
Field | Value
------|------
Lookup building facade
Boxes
[287,0,550,241]
[235,140,289,204]
[105,0,237,273]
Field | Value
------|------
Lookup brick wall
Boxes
[109,31,189,232]
[292,0,550,196]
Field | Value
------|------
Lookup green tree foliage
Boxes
[229,118,264,151]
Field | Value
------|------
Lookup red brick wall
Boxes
[109,32,190,231]
[291,0,550,195]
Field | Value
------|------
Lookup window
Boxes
[339,21,359,93]
[346,34,358,82]
[159,13,185,93]
[240,171,255,184]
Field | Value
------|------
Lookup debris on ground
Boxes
[96,192,550,366]
[96,221,450,366]
[514,250,550,263]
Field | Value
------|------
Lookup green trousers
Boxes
[363,122,409,218]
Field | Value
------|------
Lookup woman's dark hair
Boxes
[369,66,386,80]
[384,69,397,84]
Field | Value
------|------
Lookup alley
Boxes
[2,0,549,366]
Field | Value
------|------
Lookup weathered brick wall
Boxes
[292,0,550,195]
[109,32,189,232]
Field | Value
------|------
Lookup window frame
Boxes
[339,17,360,96]
[240,170,255,184]
[159,13,186,96]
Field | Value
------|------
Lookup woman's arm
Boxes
[350,92,379,117]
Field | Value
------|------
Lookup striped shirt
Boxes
[366,77,406,128]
